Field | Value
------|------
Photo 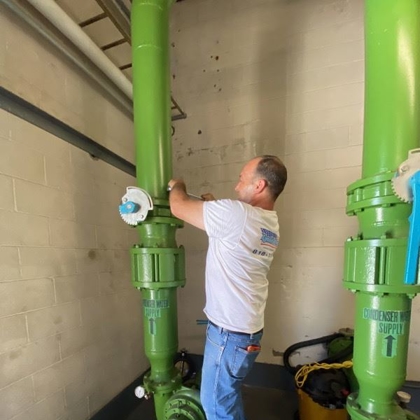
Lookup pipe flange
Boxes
[164,389,206,420]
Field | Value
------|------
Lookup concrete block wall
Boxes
[0,6,147,420]
[2,2,420,420]
[170,0,420,380]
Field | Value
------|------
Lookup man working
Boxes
[168,155,287,420]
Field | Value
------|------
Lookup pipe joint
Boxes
[347,173,404,215]
[344,237,420,295]
[143,370,182,396]
[347,393,413,420]
[131,246,186,289]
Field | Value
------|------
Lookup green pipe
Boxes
[363,0,420,179]
[132,0,173,200]
[344,1,420,419]
[130,1,185,419]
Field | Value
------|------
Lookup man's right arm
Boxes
[168,179,206,230]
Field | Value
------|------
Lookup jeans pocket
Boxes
[230,346,260,379]
[206,324,224,348]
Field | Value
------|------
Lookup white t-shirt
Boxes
[203,199,279,334]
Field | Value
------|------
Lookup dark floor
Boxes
[243,386,298,420]
[126,385,298,420]
[125,386,420,420]
[93,355,420,420]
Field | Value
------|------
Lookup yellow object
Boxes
[298,388,349,420]
[295,361,353,388]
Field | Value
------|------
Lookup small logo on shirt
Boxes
[260,228,278,249]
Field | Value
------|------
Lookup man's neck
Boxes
[249,197,275,211]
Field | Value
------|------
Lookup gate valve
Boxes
[119,186,153,226]
[119,201,140,214]
[391,149,420,285]
[403,171,420,285]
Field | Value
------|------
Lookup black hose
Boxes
[318,343,353,365]
[283,333,346,374]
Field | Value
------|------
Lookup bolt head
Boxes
[134,386,146,399]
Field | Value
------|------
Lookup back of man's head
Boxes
[255,155,287,201]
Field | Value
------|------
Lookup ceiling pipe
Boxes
[3,0,186,122]
[1,0,133,116]
[25,0,133,100]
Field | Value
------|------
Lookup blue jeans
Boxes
[200,321,263,420]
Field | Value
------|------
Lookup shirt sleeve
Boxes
[203,199,247,243]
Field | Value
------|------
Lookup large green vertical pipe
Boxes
[344,1,420,419]
[363,0,420,178]
[130,1,184,420]
[132,0,173,200]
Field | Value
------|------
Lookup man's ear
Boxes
[255,178,268,193]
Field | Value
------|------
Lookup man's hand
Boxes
[168,178,185,190]
[201,193,216,201]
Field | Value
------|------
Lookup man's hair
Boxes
[255,155,287,200]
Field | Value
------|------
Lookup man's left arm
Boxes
[168,179,206,230]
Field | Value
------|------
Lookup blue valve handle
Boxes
[119,201,140,214]
[404,171,420,285]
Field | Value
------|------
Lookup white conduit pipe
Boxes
[2,0,132,115]
[26,0,133,101]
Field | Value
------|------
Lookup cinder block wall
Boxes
[170,0,420,380]
[0,5,147,420]
[2,1,420,419]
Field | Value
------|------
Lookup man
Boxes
[168,155,287,420]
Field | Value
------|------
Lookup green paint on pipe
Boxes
[345,1,420,419]
[363,0,420,179]
[132,0,173,200]
[130,1,187,419]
